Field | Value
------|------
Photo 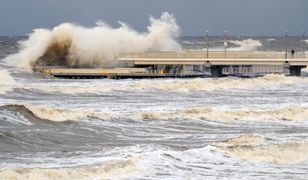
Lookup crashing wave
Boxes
[128,74,307,92]
[228,39,262,51]
[2,103,308,123]
[136,106,308,122]
[0,70,15,94]
[0,104,112,122]
[5,12,181,70]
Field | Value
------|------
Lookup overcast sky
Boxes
[0,0,307,36]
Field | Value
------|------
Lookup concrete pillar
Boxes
[289,66,305,76]
[283,62,290,75]
[211,65,223,77]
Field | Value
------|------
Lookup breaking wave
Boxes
[0,104,112,122]
[0,70,15,94]
[229,39,262,51]
[266,38,277,42]
[2,103,308,123]
[16,74,308,95]
[6,12,181,70]
[137,106,308,122]
[128,74,307,92]
[215,135,308,164]
[0,159,138,180]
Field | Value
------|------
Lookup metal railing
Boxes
[119,51,307,60]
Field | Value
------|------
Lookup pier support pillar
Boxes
[283,62,306,76]
[211,65,223,78]
[289,66,305,76]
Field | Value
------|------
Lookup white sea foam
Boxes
[3,104,112,122]
[229,39,262,51]
[0,70,15,94]
[128,74,307,92]
[5,12,181,70]
[136,105,308,122]
[215,135,308,164]
[267,38,277,42]
[0,159,139,180]
[5,102,308,123]
[19,74,306,95]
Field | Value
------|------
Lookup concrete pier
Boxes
[34,51,308,78]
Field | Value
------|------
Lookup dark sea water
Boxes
[0,36,308,179]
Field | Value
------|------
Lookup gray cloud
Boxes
[0,0,307,36]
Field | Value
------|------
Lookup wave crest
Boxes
[229,39,262,51]
[1,104,112,122]
[215,135,308,164]
[128,74,304,92]
[2,103,308,123]
[137,106,308,122]
[0,159,138,179]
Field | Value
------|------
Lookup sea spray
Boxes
[228,39,262,51]
[5,12,181,70]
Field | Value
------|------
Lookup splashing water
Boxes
[5,12,181,70]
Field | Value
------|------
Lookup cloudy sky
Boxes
[0,0,307,36]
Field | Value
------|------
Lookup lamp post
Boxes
[285,31,288,59]
[205,31,209,58]
[303,31,305,56]
[224,31,228,58]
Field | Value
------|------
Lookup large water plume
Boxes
[6,12,181,70]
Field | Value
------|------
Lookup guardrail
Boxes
[119,51,307,59]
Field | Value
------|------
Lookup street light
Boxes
[224,31,228,58]
[205,31,209,58]
[285,31,288,59]
[303,31,306,56]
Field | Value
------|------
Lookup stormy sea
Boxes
[0,13,308,179]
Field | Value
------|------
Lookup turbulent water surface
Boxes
[0,35,308,179]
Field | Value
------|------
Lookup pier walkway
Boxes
[119,51,308,77]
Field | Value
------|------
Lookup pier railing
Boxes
[119,51,306,59]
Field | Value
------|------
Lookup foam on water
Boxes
[1,104,112,122]
[3,103,308,123]
[0,159,139,180]
[11,74,305,95]
[0,70,15,94]
[215,135,308,165]
[137,105,308,122]
[128,74,307,92]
